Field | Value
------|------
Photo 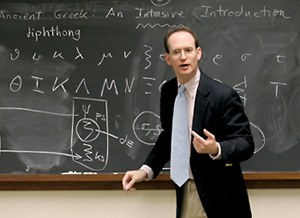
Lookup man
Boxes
[122,26,255,218]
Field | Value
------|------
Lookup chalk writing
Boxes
[241,53,252,62]
[213,54,222,65]
[53,9,88,19]
[233,76,247,106]
[7,47,288,66]
[0,10,44,20]
[135,7,184,19]
[144,44,153,70]
[106,7,124,18]
[270,81,287,98]
[119,135,134,148]
[26,26,81,42]
[195,5,291,19]
[97,52,113,66]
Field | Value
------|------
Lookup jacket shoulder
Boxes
[201,73,236,98]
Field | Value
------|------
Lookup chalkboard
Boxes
[0,0,299,177]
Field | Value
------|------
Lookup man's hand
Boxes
[122,169,148,191]
[191,129,219,156]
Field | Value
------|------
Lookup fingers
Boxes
[122,172,136,191]
[191,129,218,155]
[122,172,132,191]
[192,129,214,142]
[124,180,136,191]
[203,128,215,140]
[122,170,147,191]
[191,130,206,145]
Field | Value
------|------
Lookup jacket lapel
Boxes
[192,73,210,134]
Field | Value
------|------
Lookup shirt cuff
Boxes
[209,142,222,160]
[140,165,154,180]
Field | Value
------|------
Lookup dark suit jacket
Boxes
[144,72,255,218]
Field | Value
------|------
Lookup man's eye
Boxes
[186,48,193,53]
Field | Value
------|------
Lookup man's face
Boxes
[165,31,202,84]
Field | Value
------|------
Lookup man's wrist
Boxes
[140,165,153,180]
[210,142,222,160]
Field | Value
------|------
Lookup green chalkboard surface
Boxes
[0,0,300,178]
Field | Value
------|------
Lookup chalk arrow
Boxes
[0,149,82,160]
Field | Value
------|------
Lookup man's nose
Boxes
[179,50,187,59]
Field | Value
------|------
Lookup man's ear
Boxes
[164,53,171,65]
[197,47,202,61]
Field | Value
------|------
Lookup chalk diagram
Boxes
[0,97,266,173]
[290,87,300,138]
[0,97,118,172]
[250,122,265,154]
[151,0,172,7]
[133,111,162,145]
[71,97,111,171]
[132,111,265,153]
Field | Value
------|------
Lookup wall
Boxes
[0,189,300,218]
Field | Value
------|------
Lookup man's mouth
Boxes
[180,64,189,69]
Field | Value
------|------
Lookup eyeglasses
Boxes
[169,47,196,58]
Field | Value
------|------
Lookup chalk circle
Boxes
[151,0,172,7]
[250,122,265,154]
[75,118,101,143]
[289,87,300,138]
[133,111,161,145]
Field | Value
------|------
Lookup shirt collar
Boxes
[178,69,201,98]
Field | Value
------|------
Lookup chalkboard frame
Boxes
[0,172,300,190]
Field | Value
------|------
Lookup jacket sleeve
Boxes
[217,88,255,162]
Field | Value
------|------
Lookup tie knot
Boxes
[178,85,185,94]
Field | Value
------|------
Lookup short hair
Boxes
[163,26,200,53]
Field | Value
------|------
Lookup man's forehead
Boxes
[168,31,195,47]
